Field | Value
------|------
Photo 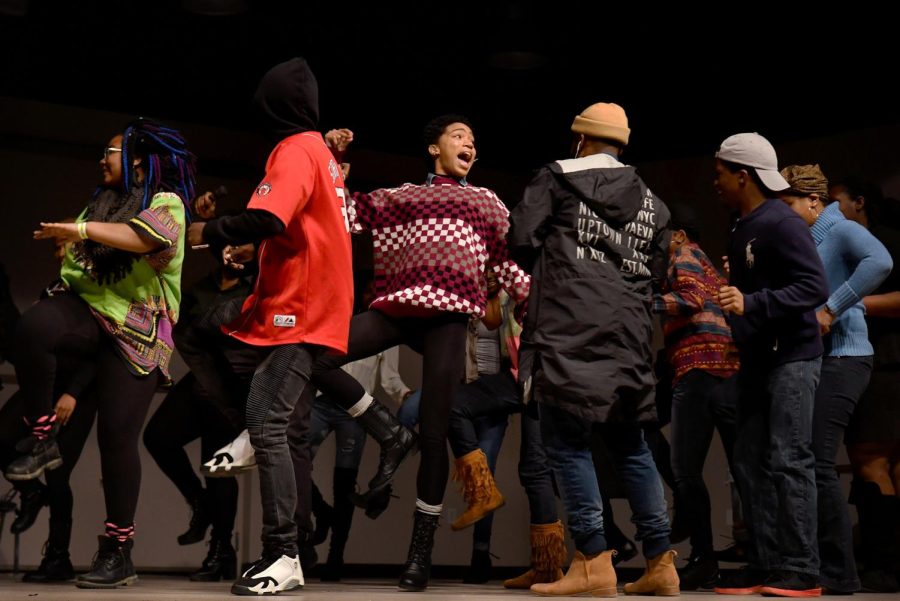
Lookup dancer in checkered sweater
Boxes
[347,180,529,317]
[312,115,529,592]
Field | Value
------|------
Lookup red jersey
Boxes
[225,132,353,352]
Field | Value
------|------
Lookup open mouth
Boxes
[457,151,473,167]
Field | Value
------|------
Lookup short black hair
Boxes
[719,158,770,193]
[830,176,883,222]
[668,203,702,243]
[422,114,473,165]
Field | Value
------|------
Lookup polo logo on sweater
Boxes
[256,182,272,197]
[273,314,296,328]
[745,238,756,269]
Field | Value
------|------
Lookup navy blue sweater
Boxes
[727,199,829,367]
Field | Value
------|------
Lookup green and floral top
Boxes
[61,192,185,378]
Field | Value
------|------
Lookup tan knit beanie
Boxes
[571,103,630,146]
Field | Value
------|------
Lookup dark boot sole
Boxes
[201,464,256,478]
[398,581,428,592]
[5,458,63,481]
[76,574,138,588]
[22,574,75,583]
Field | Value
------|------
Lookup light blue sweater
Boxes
[811,202,893,357]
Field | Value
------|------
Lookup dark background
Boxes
[3,3,899,178]
[0,1,897,572]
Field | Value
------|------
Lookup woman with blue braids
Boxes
[5,118,196,589]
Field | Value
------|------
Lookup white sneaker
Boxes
[231,553,303,596]
[202,430,256,477]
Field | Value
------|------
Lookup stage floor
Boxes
[0,576,899,600]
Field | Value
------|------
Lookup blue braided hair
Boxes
[76,119,197,284]
[121,118,197,222]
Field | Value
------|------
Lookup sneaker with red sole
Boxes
[715,567,767,595]
[760,570,822,597]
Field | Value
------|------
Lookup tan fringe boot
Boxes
[450,449,505,531]
[504,520,567,589]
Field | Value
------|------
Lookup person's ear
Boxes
[428,144,439,158]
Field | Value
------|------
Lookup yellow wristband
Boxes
[77,222,88,240]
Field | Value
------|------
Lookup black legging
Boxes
[313,309,468,506]
[12,293,98,419]
[14,293,158,526]
[143,373,239,541]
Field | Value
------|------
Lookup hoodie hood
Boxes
[253,58,319,139]
[552,153,644,227]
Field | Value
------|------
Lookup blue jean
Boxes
[309,396,367,469]
[733,358,821,576]
[540,403,670,558]
[397,389,422,430]
[814,356,871,591]
[670,370,738,557]
[448,372,519,458]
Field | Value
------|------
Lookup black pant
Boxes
[174,318,318,549]
[12,293,99,419]
[14,293,158,527]
[143,372,239,542]
[313,309,468,506]
[247,344,318,551]
[172,297,256,432]
[813,356,872,591]
[287,384,316,546]
[670,370,738,557]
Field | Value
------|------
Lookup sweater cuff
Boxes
[742,291,758,316]
[826,282,861,316]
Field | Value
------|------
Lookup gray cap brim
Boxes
[756,168,790,192]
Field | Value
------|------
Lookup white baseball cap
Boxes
[716,133,790,192]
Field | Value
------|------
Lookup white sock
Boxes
[346,393,374,418]
[416,499,443,516]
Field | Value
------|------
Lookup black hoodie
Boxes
[509,152,671,423]
[253,57,319,139]
[204,58,320,246]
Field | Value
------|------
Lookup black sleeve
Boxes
[508,169,555,274]
[202,209,285,248]
[649,206,672,294]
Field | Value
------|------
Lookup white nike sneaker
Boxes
[231,552,303,596]
[202,429,256,477]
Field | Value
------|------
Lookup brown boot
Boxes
[530,550,617,597]
[450,449,505,531]
[623,549,679,596]
[504,520,567,589]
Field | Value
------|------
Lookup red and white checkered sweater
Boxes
[349,178,530,318]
